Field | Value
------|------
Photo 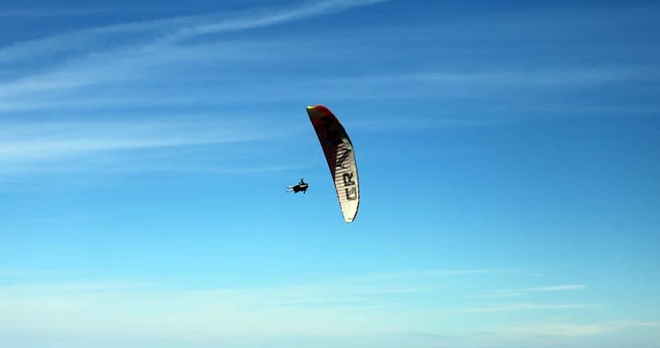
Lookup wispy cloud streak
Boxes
[0,117,293,176]
[170,0,390,40]
[0,0,389,64]
[2,267,655,346]
[0,7,112,18]
[0,0,394,116]
[474,284,587,298]
[0,267,595,338]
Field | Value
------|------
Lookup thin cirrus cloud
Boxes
[0,0,393,113]
[169,0,391,40]
[2,266,656,346]
[0,0,391,64]
[473,284,587,298]
[0,7,113,18]
[1,65,654,111]
[0,117,295,177]
[494,320,660,338]
[0,267,599,338]
[3,0,656,116]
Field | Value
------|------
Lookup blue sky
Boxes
[1,0,659,347]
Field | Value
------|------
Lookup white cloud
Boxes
[0,117,294,176]
[494,320,660,338]
[0,0,390,64]
[448,303,601,315]
[0,268,469,338]
[474,284,587,298]
[0,7,112,18]
[169,0,390,40]
[0,0,394,116]
[1,268,656,346]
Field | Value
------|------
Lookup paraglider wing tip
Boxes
[306,104,328,112]
[344,211,358,223]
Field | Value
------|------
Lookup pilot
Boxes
[287,178,309,194]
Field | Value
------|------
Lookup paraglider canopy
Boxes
[306,105,360,223]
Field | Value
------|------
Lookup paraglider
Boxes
[287,178,309,194]
[306,105,360,223]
